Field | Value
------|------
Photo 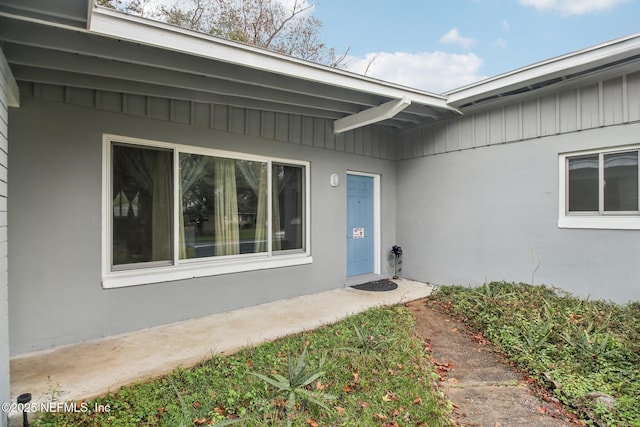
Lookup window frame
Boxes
[558,144,640,230]
[102,134,311,288]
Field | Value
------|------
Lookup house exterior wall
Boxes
[8,84,399,355]
[0,51,12,427]
[397,70,640,303]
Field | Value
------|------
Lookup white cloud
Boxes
[501,20,510,32]
[493,37,508,48]
[439,28,477,49]
[519,0,629,15]
[344,51,486,94]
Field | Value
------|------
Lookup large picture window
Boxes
[559,145,640,229]
[103,135,310,287]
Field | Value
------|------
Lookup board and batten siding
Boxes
[18,82,400,161]
[401,71,640,159]
[0,51,15,427]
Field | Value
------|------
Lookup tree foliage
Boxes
[97,0,348,67]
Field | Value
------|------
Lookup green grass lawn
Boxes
[32,305,452,426]
[429,282,640,426]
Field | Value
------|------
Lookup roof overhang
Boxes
[446,33,640,109]
[0,1,460,133]
[0,50,19,108]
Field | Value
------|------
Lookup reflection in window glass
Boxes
[179,153,268,259]
[273,164,304,251]
[604,151,638,211]
[568,155,599,212]
[109,138,308,275]
[112,144,173,266]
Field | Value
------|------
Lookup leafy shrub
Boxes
[430,282,640,426]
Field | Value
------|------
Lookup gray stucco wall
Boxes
[397,121,640,304]
[397,69,640,304]
[8,92,398,355]
[0,51,11,427]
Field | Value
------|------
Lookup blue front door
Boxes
[347,174,375,276]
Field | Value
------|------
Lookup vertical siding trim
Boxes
[555,93,560,134]
[502,106,507,143]
[471,113,476,148]
[576,89,582,131]
[598,81,604,127]
[518,102,523,140]
[623,74,629,123]
[537,98,542,137]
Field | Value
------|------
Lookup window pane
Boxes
[568,155,599,212]
[179,154,267,259]
[273,164,304,251]
[112,144,173,266]
[604,151,638,211]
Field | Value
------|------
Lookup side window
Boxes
[560,146,640,229]
[566,150,639,214]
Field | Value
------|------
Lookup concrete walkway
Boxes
[9,278,432,422]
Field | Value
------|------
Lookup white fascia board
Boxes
[88,6,456,113]
[0,49,19,107]
[446,32,640,105]
[334,97,411,133]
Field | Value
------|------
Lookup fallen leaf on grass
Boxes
[358,400,371,408]
[306,418,319,427]
[413,396,423,405]
[382,390,398,402]
[335,406,346,414]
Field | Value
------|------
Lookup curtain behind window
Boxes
[214,158,240,255]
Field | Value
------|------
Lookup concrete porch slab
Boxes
[9,278,432,421]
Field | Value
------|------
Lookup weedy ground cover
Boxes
[33,305,451,426]
[430,282,640,427]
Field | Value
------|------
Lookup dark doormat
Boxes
[350,279,398,292]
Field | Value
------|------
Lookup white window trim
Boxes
[558,144,640,230]
[346,171,381,275]
[102,134,312,288]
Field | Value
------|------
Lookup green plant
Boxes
[519,317,554,352]
[335,325,390,363]
[250,346,336,425]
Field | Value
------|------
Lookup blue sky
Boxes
[311,0,639,93]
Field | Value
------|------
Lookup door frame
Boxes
[346,171,381,276]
